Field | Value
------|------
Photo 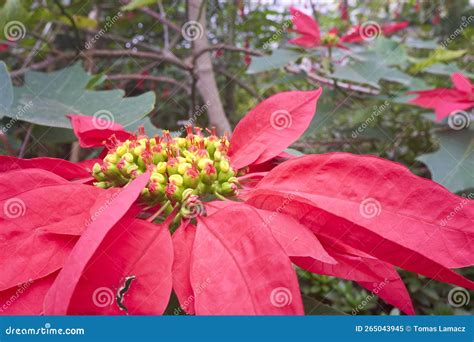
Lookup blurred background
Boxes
[0,0,473,315]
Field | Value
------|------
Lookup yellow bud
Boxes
[123,152,134,163]
[149,138,157,146]
[150,172,166,184]
[116,145,128,157]
[219,159,230,173]
[156,162,167,174]
[178,163,192,175]
[133,145,144,156]
[169,174,184,187]
[198,158,213,170]
[105,153,119,164]
[177,137,187,148]
[214,150,222,161]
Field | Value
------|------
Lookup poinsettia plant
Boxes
[1,88,473,316]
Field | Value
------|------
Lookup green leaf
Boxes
[247,49,301,74]
[417,129,474,193]
[302,295,346,315]
[424,63,474,78]
[121,0,157,11]
[410,48,467,72]
[402,37,438,49]
[330,60,412,89]
[0,61,13,117]
[7,63,156,129]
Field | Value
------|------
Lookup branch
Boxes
[52,0,81,51]
[215,67,262,100]
[81,49,191,70]
[285,65,380,95]
[140,7,182,34]
[189,0,231,134]
[107,74,191,94]
[192,44,263,64]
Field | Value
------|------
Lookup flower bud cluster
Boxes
[92,126,239,208]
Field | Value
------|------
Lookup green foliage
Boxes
[6,63,156,129]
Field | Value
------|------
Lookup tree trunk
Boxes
[188,0,231,134]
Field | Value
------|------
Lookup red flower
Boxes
[0,44,8,52]
[408,73,474,120]
[340,21,408,43]
[289,7,348,50]
[1,88,474,315]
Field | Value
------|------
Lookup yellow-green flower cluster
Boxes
[92,127,239,206]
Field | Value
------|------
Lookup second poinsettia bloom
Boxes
[408,72,474,120]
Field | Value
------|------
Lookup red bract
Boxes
[289,7,347,50]
[340,21,408,43]
[408,73,474,120]
[1,88,473,316]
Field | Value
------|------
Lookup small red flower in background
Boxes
[0,44,8,52]
[289,7,347,50]
[408,73,474,120]
[289,7,408,48]
[340,21,408,43]
[1,88,473,315]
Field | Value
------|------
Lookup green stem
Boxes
[214,192,227,201]
[147,200,171,222]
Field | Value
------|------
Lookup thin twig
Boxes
[18,124,34,158]
[107,74,191,94]
[192,44,263,65]
[215,67,262,100]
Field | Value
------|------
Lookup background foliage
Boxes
[0,0,473,315]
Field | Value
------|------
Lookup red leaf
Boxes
[254,208,336,263]
[289,7,320,47]
[68,114,132,148]
[0,272,58,315]
[248,153,474,269]
[451,73,473,94]
[293,238,414,314]
[193,203,303,314]
[44,173,150,314]
[229,89,322,169]
[246,191,474,290]
[0,156,91,181]
[0,170,103,290]
[172,221,197,315]
[56,217,173,315]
